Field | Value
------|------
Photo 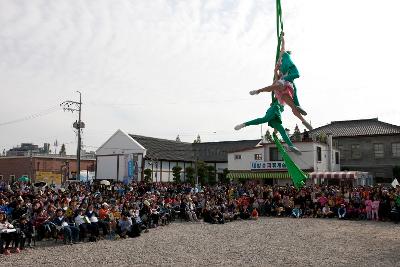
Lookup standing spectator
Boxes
[371,197,380,221]
[365,196,372,220]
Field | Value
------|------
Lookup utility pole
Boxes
[61,91,84,180]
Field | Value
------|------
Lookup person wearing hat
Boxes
[52,208,80,245]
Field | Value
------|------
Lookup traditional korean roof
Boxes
[129,134,260,162]
[308,118,400,137]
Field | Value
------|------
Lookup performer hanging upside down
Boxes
[276,32,307,116]
[249,34,311,130]
[234,101,302,155]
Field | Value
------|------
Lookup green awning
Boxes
[227,172,295,179]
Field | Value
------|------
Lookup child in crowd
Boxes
[251,208,259,220]
[371,197,380,221]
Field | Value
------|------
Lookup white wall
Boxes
[228,142,340,172]
[96,129,146,156]
[97,156,117,180]
[228,147,264,170]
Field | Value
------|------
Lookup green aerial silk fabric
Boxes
[272,133,308,189]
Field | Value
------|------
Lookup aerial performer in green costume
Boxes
[234,33,311,154]
[252,33,309,118]
[234,33,311,134]
[233,0,308,188]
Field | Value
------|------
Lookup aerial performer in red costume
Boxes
[235,33,311,134]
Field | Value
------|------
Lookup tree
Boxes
[293,125,302,142]
[220,168,230,184]
[59,144,66,156]
[185,166,195,185]
[193,134,201,144]
[196,161,207,185]
[206,165,216,185]
[175,135,181,142]
[172,165,182,183]
[143,168,152,183]
[316,133,327,143]
[264,130,273,143]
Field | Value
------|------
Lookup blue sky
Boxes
[1,0,399,154]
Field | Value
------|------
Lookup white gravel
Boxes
[1,218,400,266]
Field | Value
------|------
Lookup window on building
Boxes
[351,144,361,159]
[10,175,15,182]
[234,154,242,160]
[254,154,262,160]
[335,152,339,164]
[269,147,282,161]
[374,143,384,159]
[317,146,322,162]
[392,143,400,157]
[0,175,3,180]
[375,172,391,184]
[338,145,345,160]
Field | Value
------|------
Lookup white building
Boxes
[227,139,343,186]
[96,129,260,182]
[96,130,146,182]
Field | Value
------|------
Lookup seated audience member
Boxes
[291,206,302,218]
[53,208,80,244]
[322,204,334,218]
[117,212,133,238]
[251,208,259,220]
[15,215,34,249]
[74,209,92,241]
[86,204,103,237]
[210,207,225,224]
[338,204,346,219]
[0,211,20,255]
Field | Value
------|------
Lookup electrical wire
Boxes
[0,105,61,127]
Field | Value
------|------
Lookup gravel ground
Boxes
[1,218,400,267]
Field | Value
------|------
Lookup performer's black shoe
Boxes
[296,106,307,116]
[234,123,246,130]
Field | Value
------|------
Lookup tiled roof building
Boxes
[308,118,400,184]
[309,118,400,137]
[129,134,260,163]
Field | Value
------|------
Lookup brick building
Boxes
[0,155,95,184]
[309,118,400,184]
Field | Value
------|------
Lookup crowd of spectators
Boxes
[1,179,400,256]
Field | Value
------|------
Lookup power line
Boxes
[88,98,255,107]
[0,105,60,127]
